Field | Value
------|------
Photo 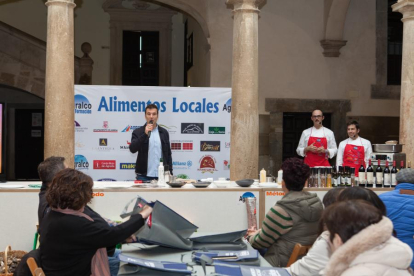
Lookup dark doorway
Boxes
[387,0,403,85]
[283,112,332,162]
[15,109,44,180]
[122,31,159,86]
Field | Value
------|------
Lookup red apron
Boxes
[304,128,330,167]
[343,138,365,177]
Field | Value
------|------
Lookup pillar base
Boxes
[320,40,347,57]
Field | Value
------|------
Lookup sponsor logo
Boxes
[93,160,116,170]
[92,192,105,197]
[159,124,178,135]
[74,120,88,132]
[317,139,321,142]
[120,140,131,150]
[120,163,136,170]
[74,155,89,169]
[200,141,220,152]
[171,140,193,151]
[181,123,204,134]
[222,98,232,113]
[93,121,118,133]
[198,155,218,174]
[75,140,85,149]
[121,125,140,132]
[75,94,92,114]
[172,98,219,113]
[208,127,225,134]
[97,178,117,182]
[173,160,192,170]
[223,160,230,170]
[239,192,256,203]
[354,146,358,150]
[266,191,286,196]
[99,138,108,146]
[225,142,231,148]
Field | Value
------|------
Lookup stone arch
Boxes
[320,0,351,57]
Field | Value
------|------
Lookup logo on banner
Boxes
[200,141,220,152]
[173,160,192,170]
[99,138,108,146]
[93,121,118,133]
[97,178,117,181]
[74,121,88,132]
[222,98,232,113]
[120,140,131,150]
[171,140,193,151]
[159,124,177,135]
[75,140,85,149]
[120,163,136,170]
[209,127,225,134]
[181,123,204,134]
[225,142,231,148]
[74,155,89,170]
[97,96,167,113]
[93,160,116,170]
[223,160,230,170]
[121,125,140,132]
[75,95,92,114]
[172,98,219,113]
[198,155,218,173]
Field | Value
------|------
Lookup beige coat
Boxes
[323,217,413,276]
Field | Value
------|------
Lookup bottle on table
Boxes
[350,167,356,187]
[320,168,326,188]
[260,168,266,183]
[345,166,352,187]
[383,161,391,188]
[400,160,405,171]
[367,159,374,188]
[408,161,411,169]
[358,164,366,187]
[376,160,383,188]
[391,160,398,187]
[158,158,165,185]
[327,167,332,188]
[340,166,346,187]
[332,166,338,188]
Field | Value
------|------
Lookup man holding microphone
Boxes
[336,121,372,176]
[129,104,172,181]
[296,110,337,167]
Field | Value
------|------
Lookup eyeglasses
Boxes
[312,115,323,118]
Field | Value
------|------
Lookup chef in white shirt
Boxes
[296,110,337,167]
[336,120,372,176]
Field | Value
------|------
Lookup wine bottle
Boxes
[332,166,338,187]
[339,166,346,187]
[400,160,405,171]
[391,160,398,187]
[350,167,356,187]
[367,159,374,188]
[383,161,391,188]
[345,166,351,187]
[358,164,366,187]
[408,161,411,168]
[376,159,383,188]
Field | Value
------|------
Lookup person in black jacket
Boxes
[40,168,152,276]
[129,103,173,181]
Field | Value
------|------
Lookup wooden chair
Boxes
[27,257,46,276]
[286,243,312,267]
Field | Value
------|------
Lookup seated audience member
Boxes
[285,188,344,276]
[37,156,66,226]
[322,200,413,276]
[380,168,414,269]
[40,168,152,276]
[247,158,324,267]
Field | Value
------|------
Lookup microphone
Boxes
[148,120,153,138]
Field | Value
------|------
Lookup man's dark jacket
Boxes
[129,123,173,175]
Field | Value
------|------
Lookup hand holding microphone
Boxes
[147,120,154,138]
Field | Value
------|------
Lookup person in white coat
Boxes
[322,200,413,276]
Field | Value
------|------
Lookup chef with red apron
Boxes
[336,121,372,176]
[296,110,338,167]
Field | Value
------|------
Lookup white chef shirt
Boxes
[296,127,337,158]
[336,136,372,167]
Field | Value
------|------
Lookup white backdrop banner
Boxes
[74,85,232,181]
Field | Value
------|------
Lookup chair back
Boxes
[286,243,312,267]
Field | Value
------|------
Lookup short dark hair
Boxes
[337,186,386,215]
[145,104,159,114]
[46,168,93,210]
[281,158,310,191]
[322,187,345,208]
[323,200,383,243]
[347,120,360,130]
[38,156,66,184]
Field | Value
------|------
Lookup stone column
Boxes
[393,1,414,164]
[44,0,76,167]
[226,0,265,180]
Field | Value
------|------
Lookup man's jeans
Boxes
[108,249,121,276]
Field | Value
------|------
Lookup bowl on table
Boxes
[214,180,230,188]
[235,179,254,187]
[166,182,186,188]
[193,181,211,188]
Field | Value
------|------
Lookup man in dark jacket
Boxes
[129,103,173,181]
